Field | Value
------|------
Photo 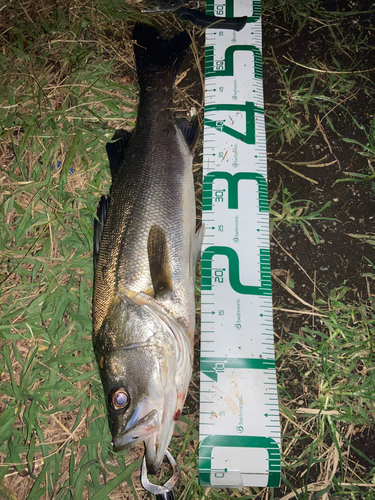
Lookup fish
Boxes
[92,22,203,474]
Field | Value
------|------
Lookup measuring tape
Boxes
[199,0,281,488]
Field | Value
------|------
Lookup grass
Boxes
[1,0,375,499]
[264,0,375,155]
[269,181,335,245]
[276,284,375,499]
[0,1,151,498]
[263,0,375,498]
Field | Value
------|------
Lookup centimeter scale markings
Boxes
[199,0,281,488]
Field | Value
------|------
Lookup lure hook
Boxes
[141,450,179,500]
[142,0,247,31]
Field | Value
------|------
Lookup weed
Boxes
[263,0,375,154]
[341,115,375,161]
[1,0,375,499]
[269,182,335,244]
[0,1,148,498]
[276,282,375,498]
[265,1,375,499]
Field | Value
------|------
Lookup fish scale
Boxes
[94,93,193,334]
[199,0,281,488]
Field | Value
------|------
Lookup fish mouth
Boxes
[113,408,160,452]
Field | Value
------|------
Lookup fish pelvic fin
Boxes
[133,23,190,90]
[147,225,173,297]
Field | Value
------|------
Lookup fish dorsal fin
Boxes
[176,117,200,153]
[105,129,132,176]
[147,225,173,297]
[94,195,110,272]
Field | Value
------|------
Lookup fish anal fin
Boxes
[106,129,132,176]
[94,195,110,272]
[176,117,200,153]
[191,224,205,275]
[147,225,173,297]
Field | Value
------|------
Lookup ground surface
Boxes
[0,0,374,499]
[262,1,375,497]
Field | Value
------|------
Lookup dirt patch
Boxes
[263,0,375,493]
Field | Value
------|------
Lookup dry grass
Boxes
[0,1,203,498]
[1,0,375,499]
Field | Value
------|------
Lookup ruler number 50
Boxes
[215,4,225,15]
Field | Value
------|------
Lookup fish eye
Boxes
[110,387,129,410]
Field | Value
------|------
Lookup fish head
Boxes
[95,294,190,474]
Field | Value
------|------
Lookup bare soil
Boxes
[262,0,375,490]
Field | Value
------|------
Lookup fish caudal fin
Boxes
[133,23,190,90]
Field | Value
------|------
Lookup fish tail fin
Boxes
[133,23,190,89]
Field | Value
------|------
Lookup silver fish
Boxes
[92,23,202,474]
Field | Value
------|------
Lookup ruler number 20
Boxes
[215,269,224,283]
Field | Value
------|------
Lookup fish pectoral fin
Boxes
[176,117,200,154]
[94,195,110,272]
[147,225,173,297]
[106,129,132,176]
